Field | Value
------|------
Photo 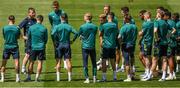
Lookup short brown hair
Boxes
[28,7,35,13]
[8,15,15,21]
[53,0,59,6]
[104,4,110,9]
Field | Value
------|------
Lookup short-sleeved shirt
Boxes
[79,22,98,49]
[28,23,48,50]
[154,19,170,45]
[100,22,118,48]
[167,19,176,47]
[51,22,78,44]
[141,20,154,46]
[18,17,36,36]
[119,23,138,45]
[3,25,20,49]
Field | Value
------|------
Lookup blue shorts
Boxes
[30,50,46,61]
[56,43,71,59]
[3,47,20,59]
[24,40,31,54]
[121,44,134,65]
[102,48,116,59]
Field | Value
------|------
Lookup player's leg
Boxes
[166,47,175,80]
[35,50,45,82]
[0,49,10,82]
[115,47,120,71]
[90,49,97,83]
[159,45,168,81]
[56,45,63,81]
[82,49,89,83]
[26,59,34,81]
[64,45,72,82]
[101,48,108,81]
[13,48,20,82]
[21,43,30,74]
[110,48,117,80]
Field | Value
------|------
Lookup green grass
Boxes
[0,0,180,87]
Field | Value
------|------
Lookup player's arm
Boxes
[18,19,28,40]
[71,27,78,43]
[44,29,48,44]
[17,28,21,39]
[48,14,53,26]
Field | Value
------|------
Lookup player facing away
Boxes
[48,0,67,69]
[119,6,136,73]
[139,11,154,80]
[78,13,98,83]
[19,7,36,74]
[164,11,177,80]
[99,12,118,82]
[97,14,107,70]
[25,15,48,82]
[0,15,21,82]
[118,15,138,82]
[103,5,120,72]
[51,13,78,82]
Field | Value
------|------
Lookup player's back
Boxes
[102,22,118,48]
[3,25,20,49]
[79,22,97,49]
[29,23,47,50]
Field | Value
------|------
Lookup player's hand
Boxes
[23,36,28,40]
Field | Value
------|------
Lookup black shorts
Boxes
[142,44,152,56]
[24,40,31,54]
[56,43,71,59]
[159,45,168,57]
[167,47,176,57]
[30,50,46,61]
[176,41,180,55]
[102,48,116,59]
[3,47,20,59]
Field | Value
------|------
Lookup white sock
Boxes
[1,73,4,80]
[148,70,153,78]
[162,71,166,79]
[102,72,106,80]
[68,72,71,81]
[56,72,60,81]
[113,71,117,79]
[35,73,40,80]
[127,74,131,79]
[116,64,118,70]
[121,65,124,69]
[16,74,20,79]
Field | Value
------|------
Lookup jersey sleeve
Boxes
[48,14,53,26]
[18,18,27,29]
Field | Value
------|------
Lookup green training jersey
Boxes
[48,9,65,29]
[51,22,78,44]
[28,23,48,50]
[3,25,20,49]
[79,21,98,49]
[100,22,118,48]
[167,19,176,47]
[119,23,138,45]
[141,19,154,46]
[154,19,169,45]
